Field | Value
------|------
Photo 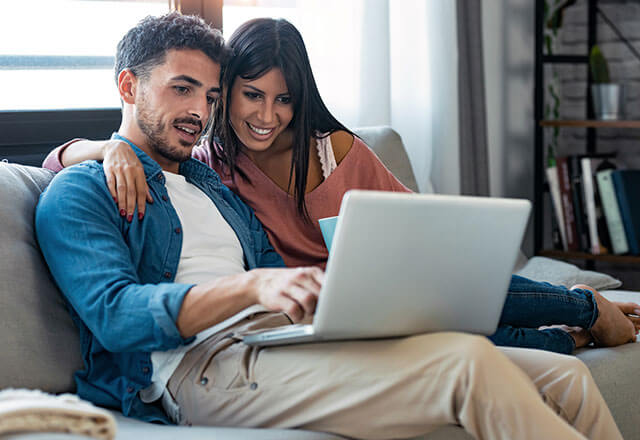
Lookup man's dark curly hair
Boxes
[114,12,227,85]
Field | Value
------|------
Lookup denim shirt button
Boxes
[164,271,171,279]
[156,174,163,182]
[175,227,181,234]
[127,386,135,393]
[142,367,150,374]
[162,195,168,201]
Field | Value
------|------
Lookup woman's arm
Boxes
[43,139,152,220]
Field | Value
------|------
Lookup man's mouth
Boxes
[247,122,275,136]
[175,126,197,135]
[173,120,202,145]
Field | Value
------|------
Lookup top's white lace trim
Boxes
[315,133,338,179]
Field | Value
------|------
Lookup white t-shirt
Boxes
[140,171,266,403]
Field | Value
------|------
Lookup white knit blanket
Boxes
[0,389,116,440]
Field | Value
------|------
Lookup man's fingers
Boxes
[285,285,318,317]
[278,295,305,323]
[294,267,324,293]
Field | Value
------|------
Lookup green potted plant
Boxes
[590,45,624,120]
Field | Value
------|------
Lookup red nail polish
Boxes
[127,214,133,223]
[138,213,144,221]
[120,209,126,216]
[113,197,117,204]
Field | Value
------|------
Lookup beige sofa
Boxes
[2,126,640,440]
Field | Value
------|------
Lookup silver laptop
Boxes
[242,190,531,346]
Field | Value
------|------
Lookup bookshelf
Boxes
[534,0,640,267]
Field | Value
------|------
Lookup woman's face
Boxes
[228,68,294,154]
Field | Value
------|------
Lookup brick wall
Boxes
[548,0,640,162]
[546,1,640,286]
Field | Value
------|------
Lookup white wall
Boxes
[482,0,536,254]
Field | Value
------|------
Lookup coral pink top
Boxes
[44,136,410,268]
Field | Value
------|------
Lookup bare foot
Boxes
[571,284,636,347]
[615,302,640,335]
[567,326,593,349]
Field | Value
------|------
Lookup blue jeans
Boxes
[488,275,599,354]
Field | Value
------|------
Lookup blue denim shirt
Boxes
[35,134,284,423]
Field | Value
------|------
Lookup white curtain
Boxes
[287,0,459,194]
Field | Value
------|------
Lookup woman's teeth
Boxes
[248,123,273,135]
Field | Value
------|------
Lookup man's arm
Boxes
[36,163,195,353]
[36,163,322,349]
[176,267,323,337]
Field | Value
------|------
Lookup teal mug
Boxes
[318,216,338,253]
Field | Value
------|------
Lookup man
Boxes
[36,13,622,440]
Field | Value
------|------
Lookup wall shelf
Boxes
[539,249,640,264]
[540,120,640,128]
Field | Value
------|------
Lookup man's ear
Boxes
[118,69,138,104]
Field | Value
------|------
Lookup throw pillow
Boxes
[514,256,622,291]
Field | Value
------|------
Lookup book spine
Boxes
[546,166,567,250]
[570,156,590,252]
[581,158,601,254]
[557,156,578,251]
[596,170,629,255]
[611,171,640,255]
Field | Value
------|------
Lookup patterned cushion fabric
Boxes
[0,163,82,393]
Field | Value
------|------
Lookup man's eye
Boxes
[174,86,189,94]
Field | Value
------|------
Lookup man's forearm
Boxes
[176,272,258,338]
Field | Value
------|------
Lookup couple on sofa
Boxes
[36,12,638,439]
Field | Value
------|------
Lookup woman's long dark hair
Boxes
[211,18,352,220]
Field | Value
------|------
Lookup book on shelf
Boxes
[611,170,640,255]
[569,156,590,252]
[596,169,629,255]
[546,164,567,250]
[556,156,579,251]
[580,157,614,255]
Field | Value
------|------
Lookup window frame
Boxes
[1,1,222,166]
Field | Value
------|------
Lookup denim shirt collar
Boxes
[111,132,222,190]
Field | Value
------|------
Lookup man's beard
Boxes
[136,96,195,164]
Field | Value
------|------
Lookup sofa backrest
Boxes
[0,162,83,393]
[354,126,419,192]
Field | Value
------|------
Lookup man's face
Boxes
[134,49,221,166]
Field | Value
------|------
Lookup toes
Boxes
[616,302,640,315]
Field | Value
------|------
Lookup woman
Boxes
[43,18,639,354]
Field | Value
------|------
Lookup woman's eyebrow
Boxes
[243,84,289,96]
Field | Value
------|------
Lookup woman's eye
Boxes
[244,92,261,100]
[277,96,292,104]
[206,95,217,105]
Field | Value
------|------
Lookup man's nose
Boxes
[189,97,210,123]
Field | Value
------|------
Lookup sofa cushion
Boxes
[0,163,83,393]
[514,256,622,291]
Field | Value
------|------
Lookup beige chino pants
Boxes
[167,313,621,440]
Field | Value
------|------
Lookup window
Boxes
[0,0,169,111]
[222,0,297,37]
